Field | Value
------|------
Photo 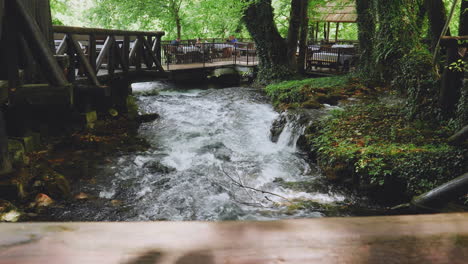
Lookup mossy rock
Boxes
[7,139,27,167]
[301,99,323,109]
[323,162,353,182]
[316,94,345,105]
[41,172,71,199]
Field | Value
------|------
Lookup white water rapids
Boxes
[49,82,353,221]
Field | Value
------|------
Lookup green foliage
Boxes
[448,59,468,72]
[265,76,350,106]
[309,101,467,198]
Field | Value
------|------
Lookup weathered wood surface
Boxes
[13,0,67,87]
[0,213,468,264]
[53,25,164,37]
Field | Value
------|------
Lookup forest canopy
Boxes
[51,0,462,41]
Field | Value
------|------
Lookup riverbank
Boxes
[265,76,468,206]
[0,102,157,222]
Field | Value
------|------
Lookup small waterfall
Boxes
[273,111,313,151]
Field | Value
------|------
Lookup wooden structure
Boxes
[0,0,165,174]
[310,0,357,43]
[0,213,467,263]
[162,41,258,70]
[53,26,165,86]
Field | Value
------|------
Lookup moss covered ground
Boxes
[266,76,467,204]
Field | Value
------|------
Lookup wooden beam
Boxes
[56,35,67,55]
[123,35,130,70]
[12,0,68,87]
[112,37,129,73]
[138,36,153,70]
[65,35,75,83]
[3,0,20,90]
[67,34,100,86]
[96,36,113,70]
[0,214,468,263]
[88,34,97,72]
[141,36,164,72]
[129,38,141,66]
[19,33,36,83]
[107,36,115,77]
[53,25,165,37]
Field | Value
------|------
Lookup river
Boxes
[45,81,370,221]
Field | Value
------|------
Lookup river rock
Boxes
[136,113,160,123]
[270,114,287,143]
[0,200,22,222]
[144,161,176,174]
[41,172,71,199]
[35,193,54,207]
[75,192,90,200]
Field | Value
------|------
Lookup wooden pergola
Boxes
[310,0,357,42]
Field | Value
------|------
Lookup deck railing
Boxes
[162,42,257,70]
[53,26,165,86]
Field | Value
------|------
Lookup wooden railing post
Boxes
[12,0,68,87]
[108,35,115,77]
[123,35,130,69]
[89,34,97,73]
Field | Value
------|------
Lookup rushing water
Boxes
[47,82,363,221]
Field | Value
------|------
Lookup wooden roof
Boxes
[310,0,357,23]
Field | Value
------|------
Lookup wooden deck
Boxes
[0,213,467,263]
[164,60,258,71]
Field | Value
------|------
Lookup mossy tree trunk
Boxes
[286,0,302,68]
[243,0,300,84]
[460,0,468,36]
[425,0,450,51]
[356,0,375,78]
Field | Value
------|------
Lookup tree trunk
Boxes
[356,0,375,75]
[176,17,181,39]
[459,0,468,36]
[287,0,302,67]
[425,0,450,51]
[440,38,463,117]
[297,0,309,74]
[243,0,293,84]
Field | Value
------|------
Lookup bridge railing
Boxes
[53,26,165,86]
[162,42,257,70]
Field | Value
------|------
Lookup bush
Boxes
[309,102,467,201]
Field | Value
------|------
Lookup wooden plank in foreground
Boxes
[0,213,467,264]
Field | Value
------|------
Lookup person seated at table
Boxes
[171,38,181,46]
[229,35,238,44]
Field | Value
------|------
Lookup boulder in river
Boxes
[0,200,22,222]
[144,161,176,174]
[41,172,71,199]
